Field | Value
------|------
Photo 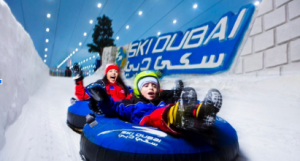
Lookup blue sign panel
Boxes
[123,5,254,78]
[0,79,2,84]
[116,47,127,68]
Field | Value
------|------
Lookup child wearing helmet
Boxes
[87,70,222,134]
[74,64,131,101]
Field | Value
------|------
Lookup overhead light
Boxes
[47,13,51,18]
[254,1,260,6]
[173,19,177,24]
[97,3,102,8]
[44,60,47,62]
[45,48,48,52]
[46,28,50,32]
[116,36,119,40]
[83,60,85,63]
[126,25,129,29]
[193,4,198,9]
[93,55,95,58]
[157,32,161,36]
[45,39,49,43]
[86,58,88,61]
[73,51,75,54]
[89,20,93,24]
[138,11,143,15]
[89,57,91,60]
[83,32,87,36]
[79,42,82,46]
[75,48,78,51]
[44,54,47,57]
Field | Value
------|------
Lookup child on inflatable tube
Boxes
[73,63,131,101]
[86,70,223,135]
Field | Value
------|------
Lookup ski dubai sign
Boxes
[122,5,254,78]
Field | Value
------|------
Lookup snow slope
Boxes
[0,77,81,161]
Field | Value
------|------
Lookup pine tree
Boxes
[87,15,115,67]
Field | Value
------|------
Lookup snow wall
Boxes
[0,1,49,149]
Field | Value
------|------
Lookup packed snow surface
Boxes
[0,74,299,161]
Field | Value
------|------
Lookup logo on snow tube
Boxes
[124,5,255,78]
[97,126,167,147]
[116,47,127,68]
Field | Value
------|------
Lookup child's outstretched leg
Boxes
[194,89,222,130]
[141,88,222,135]
[167,88,222,132]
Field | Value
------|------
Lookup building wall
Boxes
[234,0,300,76]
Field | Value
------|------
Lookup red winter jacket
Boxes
[75,79,131,101]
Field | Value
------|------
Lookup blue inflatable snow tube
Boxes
[80,115,239,161]
[67,100,92,133]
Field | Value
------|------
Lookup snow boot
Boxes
[194,89,222,130]
[168,87,197,131]
[173,80,184,100]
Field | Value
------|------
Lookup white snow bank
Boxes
[0,1,49,149]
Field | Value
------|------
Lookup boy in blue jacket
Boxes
[87,71,222,134]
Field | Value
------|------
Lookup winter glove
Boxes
[95,79,105,87]
[88,98,103,115]
[85,83,110,102]
[73,68,84,84]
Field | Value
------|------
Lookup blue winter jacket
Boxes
[98,90,177,124]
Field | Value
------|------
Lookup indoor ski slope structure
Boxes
[1,0,300,160]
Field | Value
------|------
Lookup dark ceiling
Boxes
[5,0,258,69]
